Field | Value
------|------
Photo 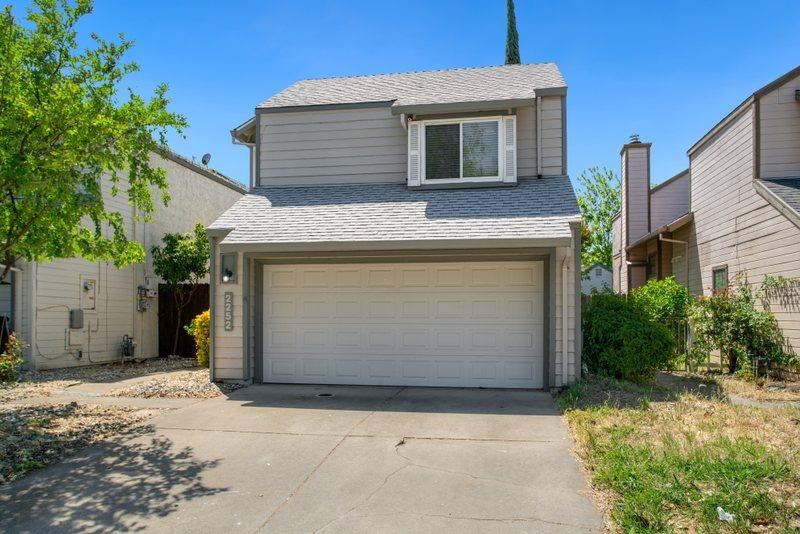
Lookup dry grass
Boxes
[0,402,154,484]
[715,375,800,403]
[107,369,243,399]
[561,375,800,532]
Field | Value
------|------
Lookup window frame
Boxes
[712,265,728,294]
[419,116,506,185]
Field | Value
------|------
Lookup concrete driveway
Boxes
[0,385,602,533]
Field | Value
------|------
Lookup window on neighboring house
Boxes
[595,268,602,277]
[712,266,728,294]
[408,116,516,186]
[646,253,658,280]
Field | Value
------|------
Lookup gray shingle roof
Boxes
[759,178,800,216]
[209,177,580,246]
[258,63,566,110]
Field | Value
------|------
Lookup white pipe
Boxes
[561,254,570,386]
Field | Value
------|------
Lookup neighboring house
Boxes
[8,150,246,369]
[581,263,612,295]
[612,65,800,353]
[209,63,582,389]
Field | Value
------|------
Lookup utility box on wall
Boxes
[69,309,84,329]
[80,276,96,310]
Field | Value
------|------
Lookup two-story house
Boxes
[208,63,582,389]
[612,65,800,354]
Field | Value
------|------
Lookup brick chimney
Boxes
[620,135,651,246]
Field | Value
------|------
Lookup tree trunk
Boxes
[172,307,182,356]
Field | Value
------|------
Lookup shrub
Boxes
[184,310,210,368]
[689,279,792,374]
[583,293,675,382]
[630,276,691,326]
[0,333,27,382]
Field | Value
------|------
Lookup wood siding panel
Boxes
[759,74,800,179]
[688,104,800,352]
[259,107,408,185]
[540,96,564,176]
[650,171,690,229]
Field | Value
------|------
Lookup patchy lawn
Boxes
[0,357,198,402]
[715,375,800,404]
[108,369,243,399]
[560,374,800,532]
[0,402,153,484]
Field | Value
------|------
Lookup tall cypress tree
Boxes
[505,0,521,64]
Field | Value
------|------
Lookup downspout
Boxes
[561,253,570,386]
[232,138,256,190]
[536,96,543,177]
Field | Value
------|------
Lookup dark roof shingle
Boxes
[759,178,800,216]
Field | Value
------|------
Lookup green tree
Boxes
[505,0,521,65]
[151,223,210,356]
[0,0,186,282]
[576,167,621,269]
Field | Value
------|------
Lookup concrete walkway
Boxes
[0,385,603,533]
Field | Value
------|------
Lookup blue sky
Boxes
[18,0,800,187]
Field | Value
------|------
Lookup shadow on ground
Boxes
[560,372,725,410]
[231,384,558,415]
[0,426,225,533]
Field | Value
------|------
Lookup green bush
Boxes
[689,279,792,374]
[184,310,210,368]
[0,333,27,382]
[583,293,676,382]
[630,276,691,326]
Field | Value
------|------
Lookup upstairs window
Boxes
[407,116,516,187]
[425,121,499,180]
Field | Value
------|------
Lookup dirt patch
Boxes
[108,369,244,399]
[1,358,199,402]
[0,402,154,484]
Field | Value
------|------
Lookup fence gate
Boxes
[158,284,209,358]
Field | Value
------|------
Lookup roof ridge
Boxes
[292,62,558,84]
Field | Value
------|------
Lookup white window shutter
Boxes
[502,115,517,183]
[407,121,421,186]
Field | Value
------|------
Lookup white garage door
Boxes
[262,261,544,388]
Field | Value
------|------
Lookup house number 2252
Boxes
[223,292,234,331]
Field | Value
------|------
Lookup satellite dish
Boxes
[201,153,211,165]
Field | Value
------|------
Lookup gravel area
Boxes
[1,358,199,402]
[108,369,244,399]
[0,402,154,484]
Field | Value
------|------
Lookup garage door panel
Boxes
[263,261,544,388]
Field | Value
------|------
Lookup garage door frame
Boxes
[250,248,556,389]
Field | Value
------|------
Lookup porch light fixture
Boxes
[220,253,237,284]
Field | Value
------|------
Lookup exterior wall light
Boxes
[220,253,237,284]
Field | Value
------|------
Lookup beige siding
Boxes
[259,107,408,186]
[650,170,690,228]
[759,73,800,179]
[212,250,245,380]
[516,105,538,177]
[554,245,579,386]
[689,103,800,352]
[623,145,650,244]
[540,96,564,176]
[258,102,563,186]
[27,154,243,369]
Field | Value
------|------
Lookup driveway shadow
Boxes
[229,384,559,416]
[0,426,225,533]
